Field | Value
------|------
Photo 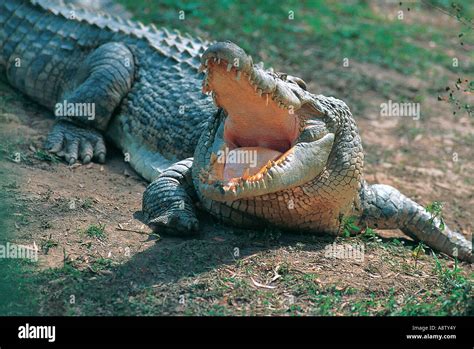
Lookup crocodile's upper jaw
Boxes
[203,56,300,182]
[196,41,335,201]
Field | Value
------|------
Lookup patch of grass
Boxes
[360,227,381,242]
[47,261,83,280]
[34,149,60,163]
[90,258,116,273]
[116,0,472,118]
[83,224,107,240]
[26,244,473,316]
[341,216,361,237]
[412,241,428,268]
[425,201,445,231]
[41,238,58,255]
[0,259,39,315]
[0,132,32,160]
[81,198,94,209]
[0,147,40,315]
[203,304,229,316]
[117,0,472,76]
[434,254,468,292]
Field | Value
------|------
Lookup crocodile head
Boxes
[194,41,340,202]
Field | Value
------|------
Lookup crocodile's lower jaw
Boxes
[221,147,282,181]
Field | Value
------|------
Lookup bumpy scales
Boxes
[1,0,471,262]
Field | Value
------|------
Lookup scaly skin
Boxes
[144,42,472,262]
[1,0,213,179]
[1,1,471,262]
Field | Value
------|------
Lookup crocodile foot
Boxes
[45,121,106,165]
[140,158,200,236]
[138,209,199,236]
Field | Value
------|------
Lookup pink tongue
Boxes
[223,147,282,181]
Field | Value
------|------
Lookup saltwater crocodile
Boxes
[1,0,472,262]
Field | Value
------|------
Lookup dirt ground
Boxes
[0,1,472,316]
[2,69,473,273]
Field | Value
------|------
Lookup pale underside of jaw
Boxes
[202,58,300,187]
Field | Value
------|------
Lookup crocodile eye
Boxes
[291,77,307,90]
[277,73,307,90]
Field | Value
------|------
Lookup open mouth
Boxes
[202,57,300,184]
[196,41,334,201]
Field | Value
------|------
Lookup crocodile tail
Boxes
[358,182,472,262]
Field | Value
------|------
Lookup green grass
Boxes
[90,258,116,273]
[425,201,446,231]
[26,230,472,316]
[41,238,58,254]
[34,149,60,163]
[0,140,40,315]
[81,198,94,209]
[83,224,107,239]
[117,0,472,75]
[360,227,381,243]
[341,216,361,237]
[115,0,472,119]
[0,138,31,165]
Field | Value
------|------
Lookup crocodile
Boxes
[1,0,472,262]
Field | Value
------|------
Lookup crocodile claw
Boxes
[45,121,106,165]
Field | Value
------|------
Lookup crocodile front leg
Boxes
[141,158,200,235]
[45,42,135,164]
[358,183,472,262]
[6,40,135,164]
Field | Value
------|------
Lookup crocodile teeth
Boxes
[236,71,241,81]
[257,89,263,96]
[266,94,269,106]
[226,63,232,72]
[217,58,221,64]
[205,59,209,66]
